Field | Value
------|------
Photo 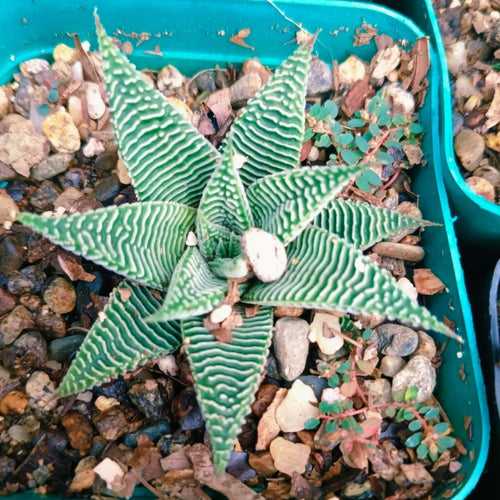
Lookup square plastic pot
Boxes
[0,1,489,498]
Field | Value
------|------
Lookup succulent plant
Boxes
[18,17,461,472]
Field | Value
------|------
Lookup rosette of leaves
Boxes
[18,16,460,472]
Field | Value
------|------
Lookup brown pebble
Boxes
[466,176,495,202]
[274,306,304,318]
[43,277,76,314]
[413,268,445,295]
[0,287,16,315]
[372,242,424,262]
[0,390,29,415]
[249,451,277,477]
[94,406,142,441]
[62,411,94,454]
[0,305,34,346]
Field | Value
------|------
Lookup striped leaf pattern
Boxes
[225,43,312,186]
[58,282,181,396]
[182,306,274,472]
[148,246,227,322]
[18,202,195,290]
[196,212,241,261]
[243,227,459,340]
[247,165,364,245]
[315,199,428,249]
[96,19,220,206]
[198,146,253,235]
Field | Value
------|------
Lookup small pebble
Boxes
[0,189,18,225]
[31,153,73,181]
[380,355,405,377]
[0,390,29,415]
[42,109,81,154]
[249,451,277,477]
[307,58,333,95]
[397,277,419,303]
[29,180,60,210]
[53,43,76,64]
[94,395,120,412]
[372,242,425,262]
[0,305,34,346]
[8,424,32,443]
[93,458,124,490]
[274,306,303,318]
[230,73,262,104]
[365,378,392,406]
[116,157,131,184]
[0,130,49,177]
[128,379,165,420]
[466,176,495,202]
[414,331,437,360]
[48,335,84,361]
[275,379,319,433]
[308,312,344,355]
[85,83,106,120]
[94,174,120,203]
[25,370,58,410]
[455,128,485,171]
[0,288,16,316]
[44,277,76,314]
[157,65,185,94]
[376,323,419,357]
[62,410,94,453]
[269,437,311,476]
[392,355,436,403]
[273,317,310,381]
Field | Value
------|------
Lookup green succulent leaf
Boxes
[243,227,459,340]
[247,165,363,245]
[434,422,450,435]
[148,246,227,322]
[325,420,338,433]
[198,144,253,236]
[58,282,181,396]
[314,199,427,250]
[183,306,273,473]
[96,18,219,205]
[408,419,422,432]
[226,43,312,185]
[18,202,195,290]
[195,212,241,261]
[355,168,382,192]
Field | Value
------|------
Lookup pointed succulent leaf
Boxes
[96,17,220,205]
[243,227,460,340]
[315,199,429,249]
[18,202,195,290]
[182,306,274,472]
[58,282,181,396]
[148,246,227,322]
[225,43,312,185]
[247,165,364,245]
[198,146,253,235]
[196,211,241,261]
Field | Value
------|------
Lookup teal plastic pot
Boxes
[0,1,488,498]
[377,0,500,245]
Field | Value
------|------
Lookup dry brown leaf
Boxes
[341,76,373,116]
[413,268,445,295]
[340,439,369,469]
[230,28,255,50]
[256,388,287,450]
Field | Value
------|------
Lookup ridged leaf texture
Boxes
[225,43,312,186]
[59,282,181,396]
[18,202,195,290]
[149,246,227,322]
[196,212,241,261]
[96,19,220,206]
[183,306,274,472]
[315,199,428,249]
[198,146,253,235]
[243,227,459,340]
[247,165,364,245]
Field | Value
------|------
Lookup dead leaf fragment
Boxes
[256,388,287,450]
[57,251,96,282]
[230,28,255,50]
[341,76,373,116]
[413,268,445,295]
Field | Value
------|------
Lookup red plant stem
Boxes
[323,401,431,434]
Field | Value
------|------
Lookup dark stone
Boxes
[6,180,28,203]
[128,379,166,420]
[1,331,47,374]
[7,265,46,295]
[265,354,282,382]
[94,378,129,403]
[123,420,171,448]
[0,456,16,483]
[227,451,256,482]
[35,306,66,338]
[94,174,120,203]
[180,405,204,431]
[62,168,87,189]
[157,434,173,456]
[29,180,60,210]
[0,287,16,315]
[195,71,217,93]
[95,152,118,172]
[48,335,84,361]
[0,236,26,273]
